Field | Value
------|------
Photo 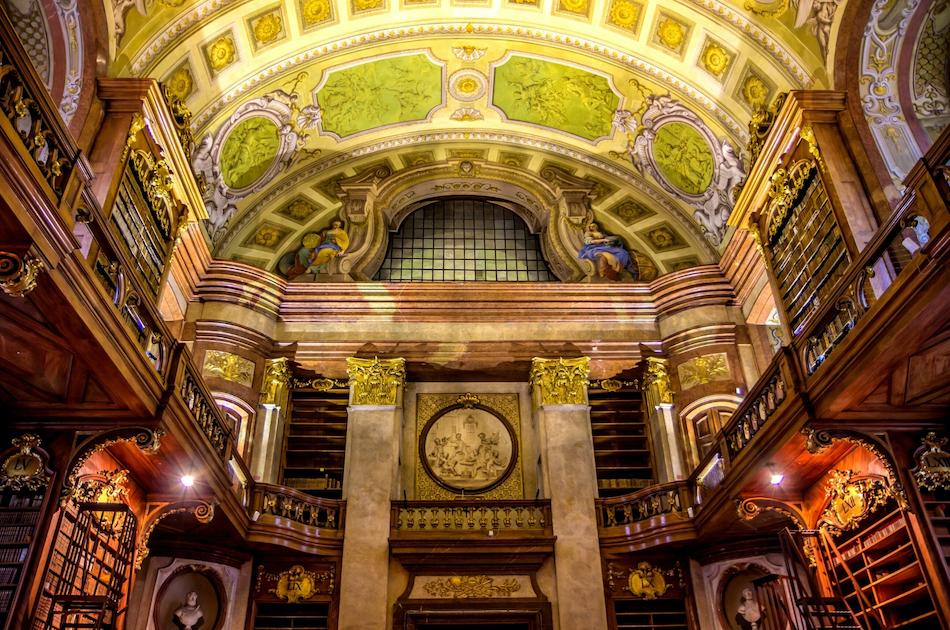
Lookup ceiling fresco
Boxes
[104,0,850,279]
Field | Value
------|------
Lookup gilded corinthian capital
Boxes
[261,358,292,406]
[530,357,590,405]
[346,357,405,406]
[643,357,673,406]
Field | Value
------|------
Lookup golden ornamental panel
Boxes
[202,350,255,387]
[677,352,729,390]
[415,393,524,500]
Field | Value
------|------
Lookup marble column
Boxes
[643,357,686,482]
[337,357,405,630]
[530,357,609,630]
[251,358,291,483]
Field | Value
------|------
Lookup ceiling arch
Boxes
[104,0,848,279]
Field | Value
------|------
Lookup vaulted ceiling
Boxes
[104,0,845,276]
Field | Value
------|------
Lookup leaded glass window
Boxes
[375,198,555,281]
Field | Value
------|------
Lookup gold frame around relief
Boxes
[415,393,524,500]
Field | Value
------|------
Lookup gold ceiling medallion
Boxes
[530,357,590,405]
[743,0,789,17]
[422,575,522,598]
[346,357,406,405]
[820,469,890,536]
[0,251,45,297]
[915,432,950,491]
[0,434,49,491]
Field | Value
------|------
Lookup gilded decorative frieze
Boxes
[346,357,405,405]
[606,561,682,599]
[530,357,590,405]
[422,575,522,598]
[256,564,336,601]
[261,358,292,405]
[915,432,950,491]
[203,350,255,387]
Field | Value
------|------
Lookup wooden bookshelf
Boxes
[767,170,850,336]
[588,382,653,498]
[282,381,349,499]
[825,504,938,630]
[613,599,689,630]
[254,602,330,630]
[0,493,42,628]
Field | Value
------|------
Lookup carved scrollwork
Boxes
[819,470,894,537]
[0,251,45,297]
[914,432,950,491]
[0,434,50,491]
[422,575,522,599]
[60,427,163,505]
[135,500,216,570]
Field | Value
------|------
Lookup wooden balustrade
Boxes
[596,481,694,528]
[171,347,235,463]
[392,500,551,533]
[0,7,78,202]
[724,349,793,459]
[251,483,344,531]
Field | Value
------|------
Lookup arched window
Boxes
[375,198,555,281]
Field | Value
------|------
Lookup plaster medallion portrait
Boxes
[420,405,517,493]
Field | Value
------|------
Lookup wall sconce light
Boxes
[180,474,195,488]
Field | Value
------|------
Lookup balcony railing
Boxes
[0,8,77,203]
[724,348,795,459]
[169,346,235,464]
[251,483,345,531]
[391,500,551,534]
[596,481,694,528]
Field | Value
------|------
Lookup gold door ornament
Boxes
[346,356,406,405]
[422,575,522,598]
[530,357,590,405]
[915,432,950,491]
[0,434,49,491]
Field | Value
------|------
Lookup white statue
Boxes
[736,587,762,630]
[173,591,204,630]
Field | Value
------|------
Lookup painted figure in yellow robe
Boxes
[305,220,349,272]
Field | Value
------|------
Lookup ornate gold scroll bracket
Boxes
[346,356,406,405]
[530,357,590,405]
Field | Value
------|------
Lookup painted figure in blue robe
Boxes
[578,222,637,280]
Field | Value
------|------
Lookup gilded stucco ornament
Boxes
[267,565,335,602]
[135,501,215,570]
[0,434,49,491]
[203,350,255,388]
[643,357,673,404]
[530,357,590,405]
[423,575,522,598]
[615,95,744,245]
[819,469,892,536]
[607,561,680,599]
[914,432,950,491]
[261,358,292,406]
[0,251,45,297]
[191,74,321,242]
[346,357,406,405]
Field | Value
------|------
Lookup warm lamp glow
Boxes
[180,474,195,487]
[769,473,785,486]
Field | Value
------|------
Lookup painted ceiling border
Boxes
[216,129,720,262]
[126,0,813,88]
[184,22,756,142]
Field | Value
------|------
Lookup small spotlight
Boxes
[769,473,784,486]
[180,475,195,487]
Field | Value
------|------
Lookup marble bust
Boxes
[736,587,762,630]
[173,591,204,630]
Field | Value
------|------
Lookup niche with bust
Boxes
[717,564,774,630]
[153,565,226,630]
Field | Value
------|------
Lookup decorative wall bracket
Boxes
[135,500,216,570]
[0,251,45,297]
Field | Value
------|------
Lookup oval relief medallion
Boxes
[420,405,517,493]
